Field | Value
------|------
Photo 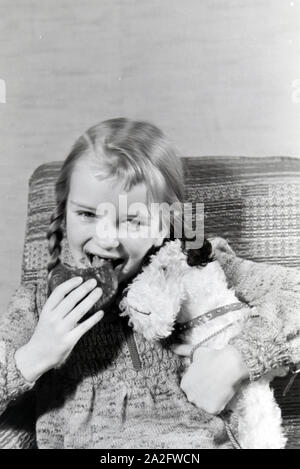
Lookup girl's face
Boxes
[66,161,166,283]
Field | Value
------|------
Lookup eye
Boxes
[121,218,142,228]
[130,219,142,228]
[77,211,96,220]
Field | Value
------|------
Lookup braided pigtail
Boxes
[46,203,65,277]
[45,130,92,278]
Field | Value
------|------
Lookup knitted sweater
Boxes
[0,245,299,449]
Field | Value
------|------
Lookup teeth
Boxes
[91,256,105,268]
[85,252,124,270]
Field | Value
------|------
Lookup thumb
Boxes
[171,344,193,357]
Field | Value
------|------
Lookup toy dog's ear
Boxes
[185,238,213,267]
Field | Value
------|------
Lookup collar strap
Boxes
[175,302,244,332]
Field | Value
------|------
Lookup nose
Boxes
[94,218,120,250]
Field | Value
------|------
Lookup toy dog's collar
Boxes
[175,302,244,332]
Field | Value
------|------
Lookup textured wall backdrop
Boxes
[0,0,300,312]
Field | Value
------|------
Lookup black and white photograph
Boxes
[0,0,300,451]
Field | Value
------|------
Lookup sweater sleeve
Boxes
[214,249,300,381]
[0,283,38,415]
[229,316,292,381]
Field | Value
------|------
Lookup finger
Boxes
[66,287,103,326]
[45,277,84,312]
[70,310,104,342]
[171,344,193,357]
[56,278,98,317]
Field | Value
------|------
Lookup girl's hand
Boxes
[15,276,104,383]
[174,344,249,415]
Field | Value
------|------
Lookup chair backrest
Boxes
[21,155,300,448]
[22,156,300,284]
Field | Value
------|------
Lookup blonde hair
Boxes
[47,118,185,273]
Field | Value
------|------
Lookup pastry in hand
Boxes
[48,256,119,316]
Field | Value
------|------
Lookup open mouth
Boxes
[86,253,125,271]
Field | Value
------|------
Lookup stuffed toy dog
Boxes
[119,238,289,449]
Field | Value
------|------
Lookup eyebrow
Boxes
[70,201,96,211]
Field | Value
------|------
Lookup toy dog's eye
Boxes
[131,306,151,316]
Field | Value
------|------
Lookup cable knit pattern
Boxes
[4,347,35,403]
[0,343,36,449]
[0,284,37,413]
[229,318,291,381]
[0,284,38,448]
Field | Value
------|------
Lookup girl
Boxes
[0,118,297,448]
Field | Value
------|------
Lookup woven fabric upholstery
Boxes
[20,156,300,448]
